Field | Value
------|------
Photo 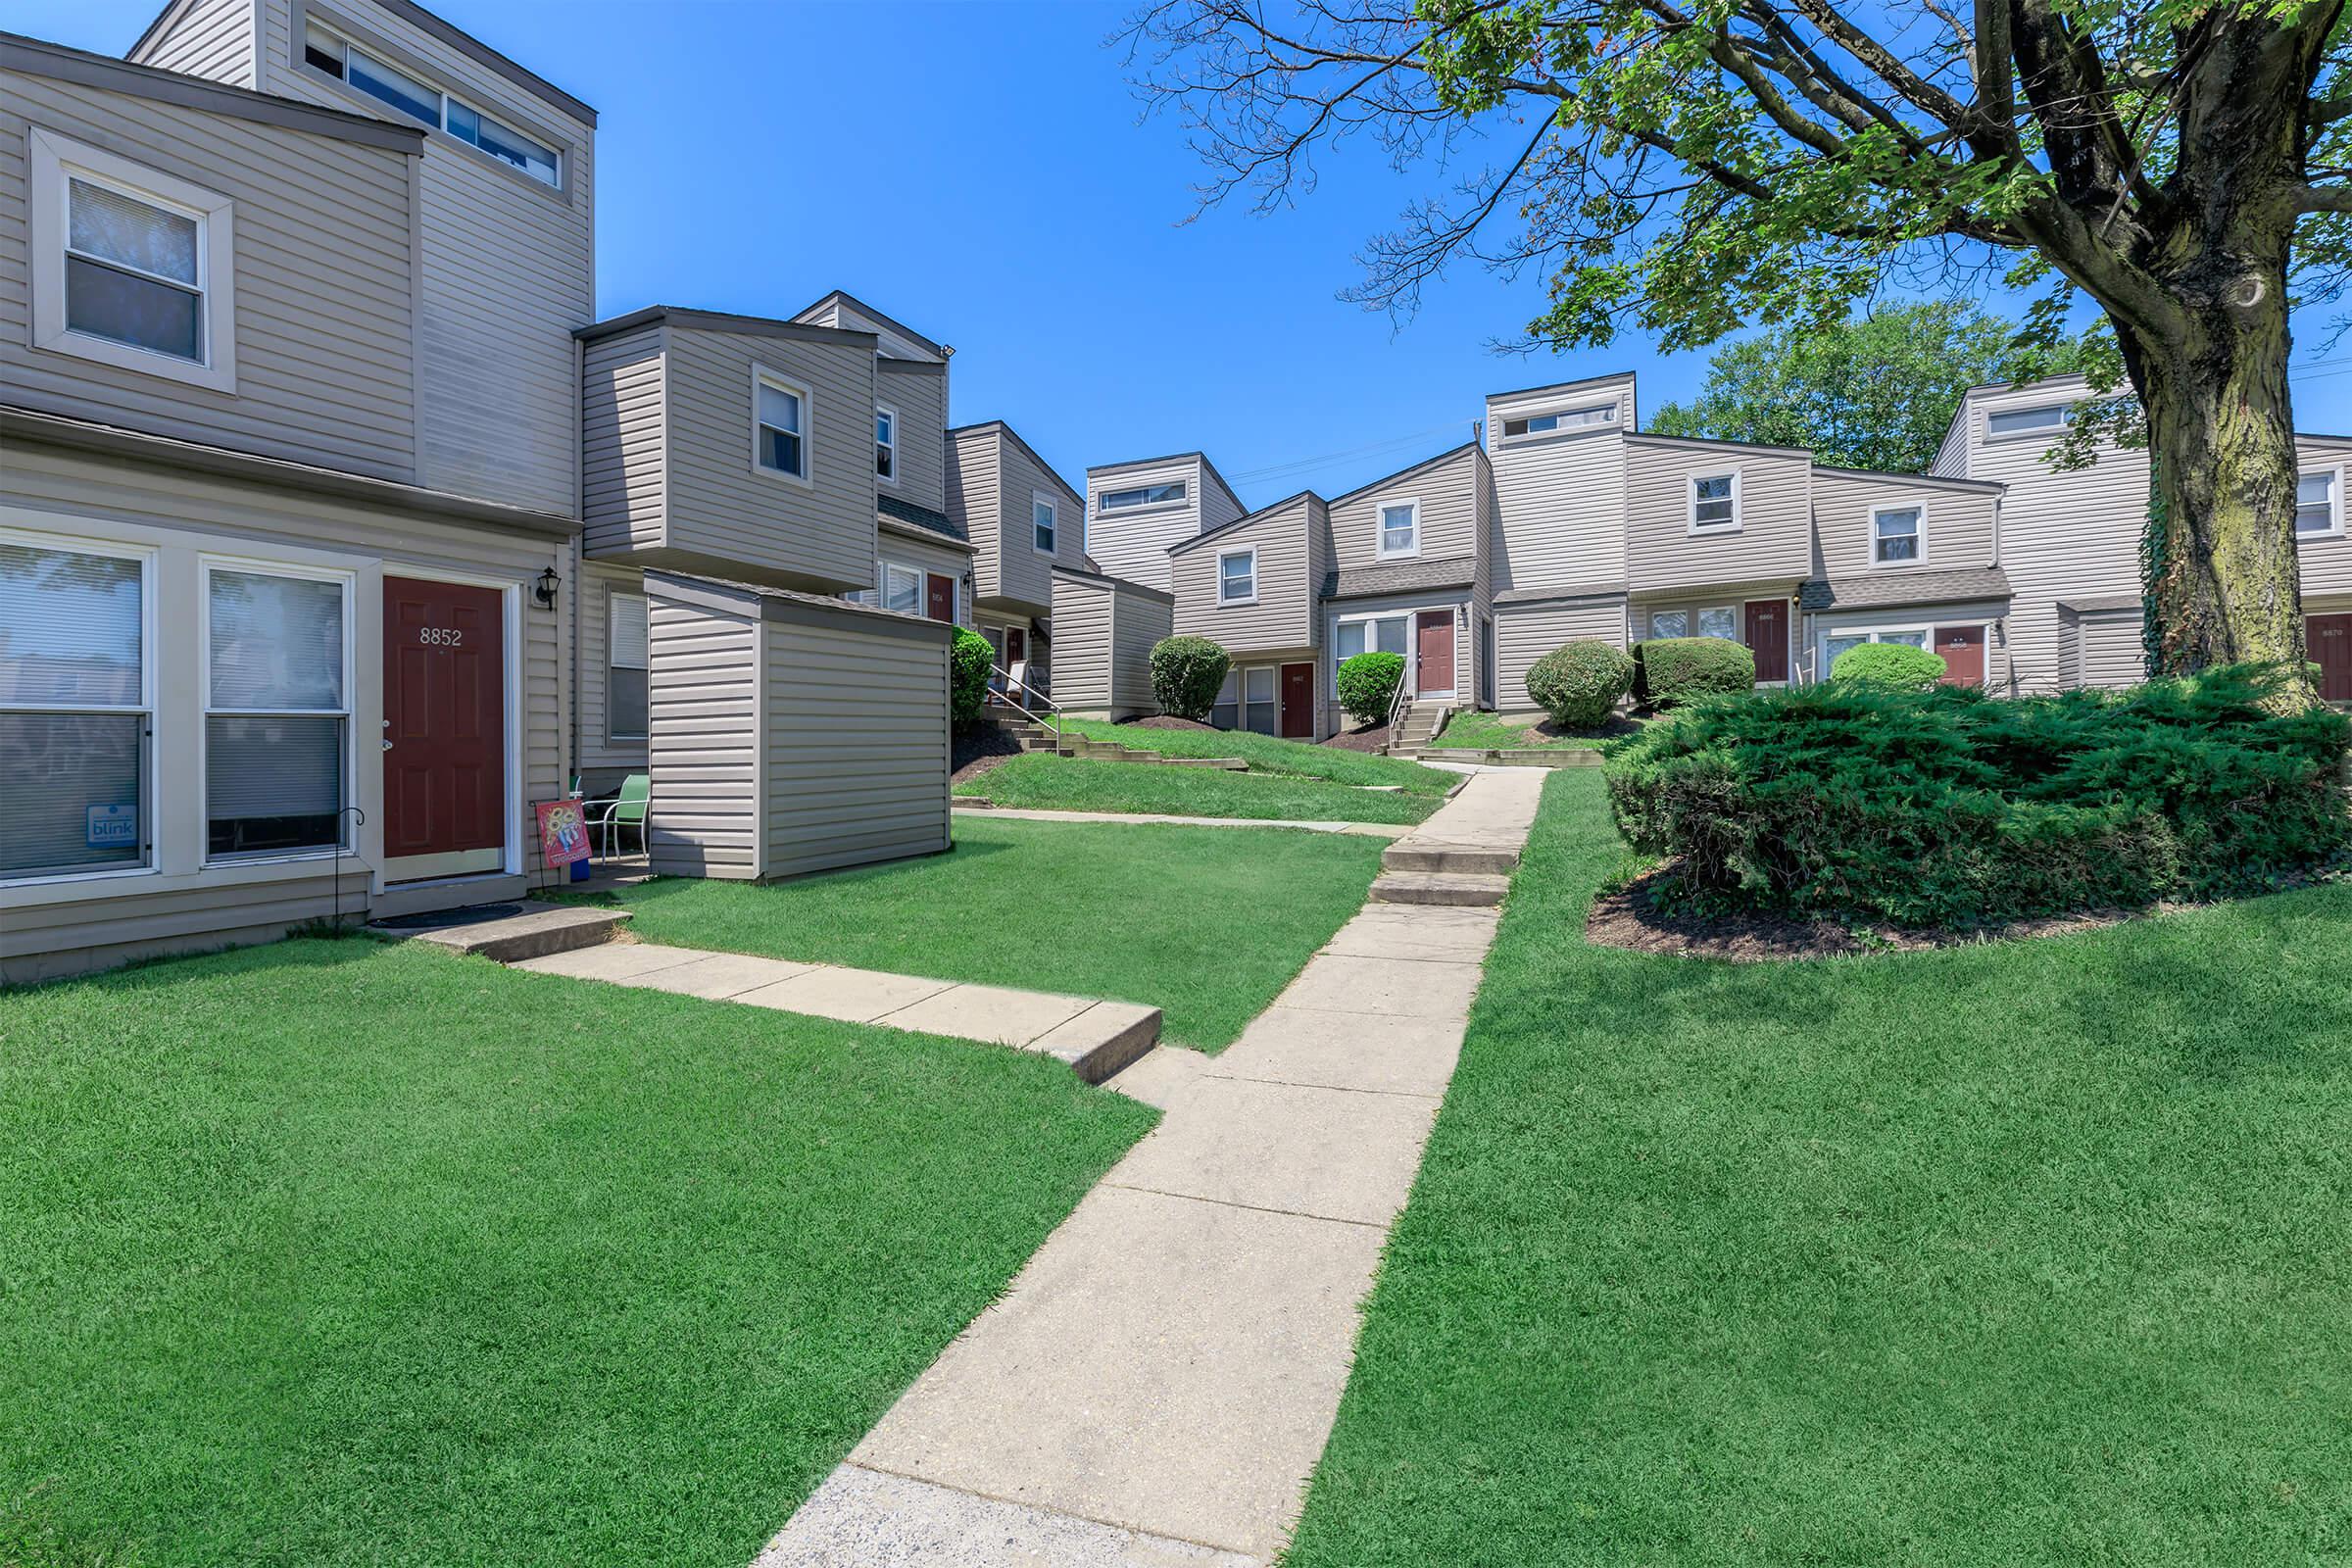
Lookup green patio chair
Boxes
[585,773,650,859]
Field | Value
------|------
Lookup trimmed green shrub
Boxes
[1832,640,1947,690]
[1603,664,2351,927]
[1150,636,1231,722]
[1526,641,1636,728]
[949,625,995,729]
[1336,652,1406,726]
[1634,636,1754,708]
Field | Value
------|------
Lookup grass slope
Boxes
[958,754,1441,826]
[1054,718,1455,794]
[569,813,1388,1048]
[1429,709,1612,751]
[1288,770,2352,1566]
[0,939,1153,1568]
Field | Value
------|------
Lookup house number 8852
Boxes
[418,627,464,647]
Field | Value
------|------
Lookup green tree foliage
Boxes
[1336,651,1406,725]
[1150,635,1231,722]
[1633,637,1754,708]
[1526,640,1635,727]
[1648,304,2084,473]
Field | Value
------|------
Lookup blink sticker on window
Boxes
[86,803,138,848]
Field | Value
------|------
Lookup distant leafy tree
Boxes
[1646,304,2084,474]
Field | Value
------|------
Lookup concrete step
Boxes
[372,901,629,962]
[1382,842,1521,876]
[1368,870,1512,907]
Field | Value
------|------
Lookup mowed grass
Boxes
[956,754,1442,826]
[1288,769,2352,1566]
[0,939,1154,1568]
[1429,708,1619,750]
[1054,717,1455,793]
[569,813,1389,1048]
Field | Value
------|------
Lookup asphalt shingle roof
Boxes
[1799,565,2012,612]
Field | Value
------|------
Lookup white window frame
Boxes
[1497,402,1618,442]
[1241,664,1279,734]
[1217,548,1258,606]
[881,560,925,616]
[751,365,813,486]
[1033,491,1058,557]
[1984,403,2073,443]
[0,526,159,887]
[606,590,648,743]
[1869,502,1930,568]
[1099,481,1188,514]
[1648,605,1738,640]
[28,127,237,393]
[1328,608,1429,698]
[198,555,357,866]
[2295,464,2345,540]
[1375,497,1422,561]
[1688,470,1741,534]
[301,17,565,193]
[875,404,898,486]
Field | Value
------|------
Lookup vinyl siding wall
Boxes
[1,439,573,982]
[1050,570,1168,717]
[1810,470,1999,578]
[949,427,1006,598]
[248,0,593,515]
[1330,447,1481,572]
[576,560,646,779]
[579,323,664,555]
[643,593,760,879]
[1492,595,1631,713]
[762,612,951,878]
[1325,589,1473,722]
[1002,432,1086,612]
[1087,457,1201,594]
[2059,607,2145,689]
[0,68,418,480]
[1171,495,1323,656]
[878,361,948,514]
[1626,438,1812,595]
[2295,434,2352,601]
[126,0,258,86]
[1487,377,1635,593]
[1110,584,1171,712]
[873,531,972,619]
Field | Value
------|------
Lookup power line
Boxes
[1225,419,1465,485]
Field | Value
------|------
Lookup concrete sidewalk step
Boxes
[1369,870,1513,907]
[1414,746,1604,767]
[1381,841,1521,875]
[369,901,628,962]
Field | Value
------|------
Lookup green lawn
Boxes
[957,754,1442,826]
[1054,717,1455,793]
[1288,769,2352,1566]
[0,939,1153,1568]
[564,813,1389,1048]
[1428,709,1619,750]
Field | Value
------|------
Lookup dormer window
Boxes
[754,369,810,481]
[1872,505,1924,564]
[305,24,562,188]
[29,129,236,393]
[875,406,897,482]
[1985,403,2071,441]
[1377,499,1420,559]
[1689,472,1740,533]
[1101,481,1186,512]
[1500,403,1616,439]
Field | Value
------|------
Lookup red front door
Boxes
[383,577,505,863]
[1279,662,1314,738]
[2312,613,2352,701]
[1935,624,1988,687]
[926,573,955,622]
[1415,612,1455,696]
[1743,599,1788,683]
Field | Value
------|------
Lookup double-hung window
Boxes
[1101,481,1186,512]
[1690,472,1740,532]
[756,371,809,480]
[1217,549,1256,605]
[1872,505,1924,564]
[1377,499,1420,559]
[0,537,152,881]
[204,565,351,860]
[1034,493,1057,555]
[607,591,648,742]
[307,25,562,187]
[2297,469,2342,537]
[30,129,236,391]
[883,563,923,614]
[875,406,897,482]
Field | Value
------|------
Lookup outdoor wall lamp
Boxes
[534,565,561,612]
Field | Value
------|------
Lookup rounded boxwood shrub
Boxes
[949,625,995,730]
[1150,635,1231,722]
[1526,640,1635,728]
[1832,640,1947,690]
[1602,663,2351,927]
[1634,636,1755,708]
[1336,651,1406,726]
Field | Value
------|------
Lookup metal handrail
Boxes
[990,661,1068,747]
[1386,663,1412,734]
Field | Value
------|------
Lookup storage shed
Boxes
[642,571,953,880]
[1051,564,1173,719]
[2057,595,2146,690]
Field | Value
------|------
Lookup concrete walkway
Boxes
[760,768,1548,1567]
[953,803,1412,838]
[510,944,1160,1084]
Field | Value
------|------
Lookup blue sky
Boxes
[28,0,2352,510]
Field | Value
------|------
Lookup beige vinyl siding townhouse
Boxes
[951,420,1088,686]
[1170,491,1329,737]
[1,34,582,982]
[2294,433,2352,702]
[1320,442,1489,724]
[1623,433,1812,685]
[1048,565,1172,719]
[1085,451,1246,594]
[1798,467,2011,689]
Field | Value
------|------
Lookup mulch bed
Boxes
[951,722,1025,787]
[1525,714,1646,745]
[1585,866,2134,962]
[1320,722,1391,754]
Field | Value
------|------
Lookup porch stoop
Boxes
[367,902,631,962]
